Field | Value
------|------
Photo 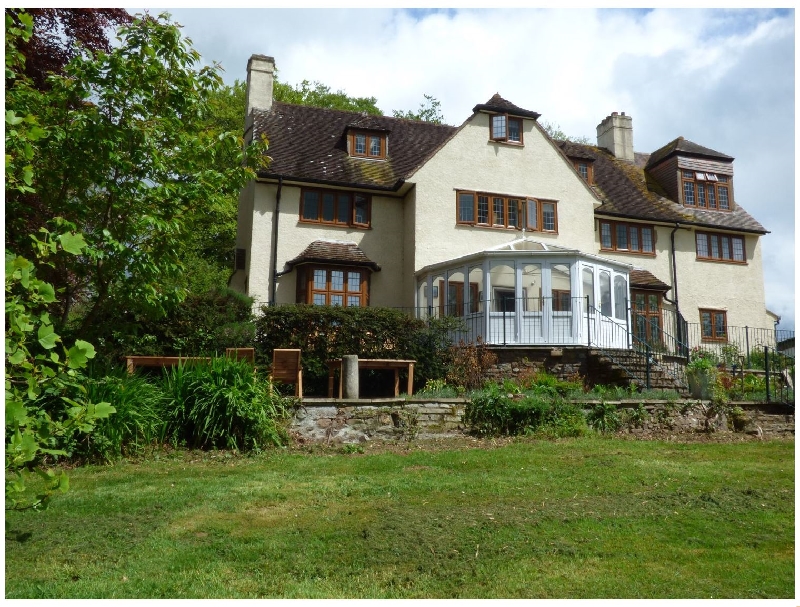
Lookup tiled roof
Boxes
[629,269,670,291]
[556,140,766,234]
[252,102,457,190]
[645,136,734,169]
[472,94,541,120]
[284,240,381,272]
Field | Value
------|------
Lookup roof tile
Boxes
[285,240,381,272]
[253,102,456,189]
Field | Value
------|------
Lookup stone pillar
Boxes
[342,355,359,399]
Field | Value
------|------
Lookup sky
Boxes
[142,7,795,330]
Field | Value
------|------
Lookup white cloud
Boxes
[153,7,795,329]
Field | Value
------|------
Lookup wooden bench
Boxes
[125,356,211,374]
[126,348,255,375]
[327,358,415,398]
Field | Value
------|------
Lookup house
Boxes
[232,54,777,361]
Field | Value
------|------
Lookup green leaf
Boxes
[66,340,96,369]
[37,324,59,349]
[91,402,116,419]
[36,281,56,303]
[5,399,29,425]
[6,110,23,125]
[58,232,87,255]
[8,348,26,364]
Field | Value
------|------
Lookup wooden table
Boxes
[327,358,415,398]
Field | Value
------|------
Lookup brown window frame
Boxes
[598,220,656,255]
[490,114,523,144]
[573,160,594,184]
[699,309,727,342]
[457,191,557,233]
[695,231,746,263]
[296,265,370,308]
[681,171,733,211]
[348,129,387,159]
[300,188,372,229]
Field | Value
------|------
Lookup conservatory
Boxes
[415,239,633,348]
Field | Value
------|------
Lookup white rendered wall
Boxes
[404,113,600,306]
[596,225,771,334]
[241,182,407,309]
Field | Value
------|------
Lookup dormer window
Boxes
[490,114,522,144]
[573,160,594,184]
[681,170,732,211]
[348,129,386,159]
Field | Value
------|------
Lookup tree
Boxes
[5,13,268,344]
[539,120,591,145]
[5,8,131,90]
[274,78,382,115]
[5,11,114,511]
[392,94,446,124]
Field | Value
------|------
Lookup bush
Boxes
[87,287,255,363]
[586,402,622,434]
[445,339,497,390]
[464,382,588,437]
[73,369,168,462]
[254,305,460,395]
[161,357,291,451]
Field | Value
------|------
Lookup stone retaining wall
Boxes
[290,398,793,444]
[292,399,467,443]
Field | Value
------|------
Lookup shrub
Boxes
[88,287,255,363]
[161,357,291,451]
[464,383,587,437]
[445,339,497,390]
[415,379,461,399]
[74,369,168,462]
[254,305,459,395]
[586,402,622,434]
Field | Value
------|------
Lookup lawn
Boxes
[5,436,794,598]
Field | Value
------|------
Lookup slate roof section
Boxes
[645,136,734,169]
[472,94,541,120]
[556,140,766,234]
[629,269,671,292]
[252,102,457,190]
[284,240,381,272]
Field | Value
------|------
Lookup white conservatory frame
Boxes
[415,239,634,348]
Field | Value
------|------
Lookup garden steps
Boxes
[588,348,689,394]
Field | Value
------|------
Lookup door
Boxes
[632,290,662,348]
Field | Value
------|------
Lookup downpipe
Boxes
[269,176,284,306]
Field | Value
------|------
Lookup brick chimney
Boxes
[245,54,275,131]
[596,112,634,162]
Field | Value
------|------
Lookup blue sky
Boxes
[147,7,795,330]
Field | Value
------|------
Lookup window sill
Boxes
[298,219,371,230]
[488,140,524,147]
[349,155,387,162]
[696,257,747,265]
[600,248,656,257]
[456,223,558,235]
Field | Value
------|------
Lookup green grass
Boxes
[5,437,794,598]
